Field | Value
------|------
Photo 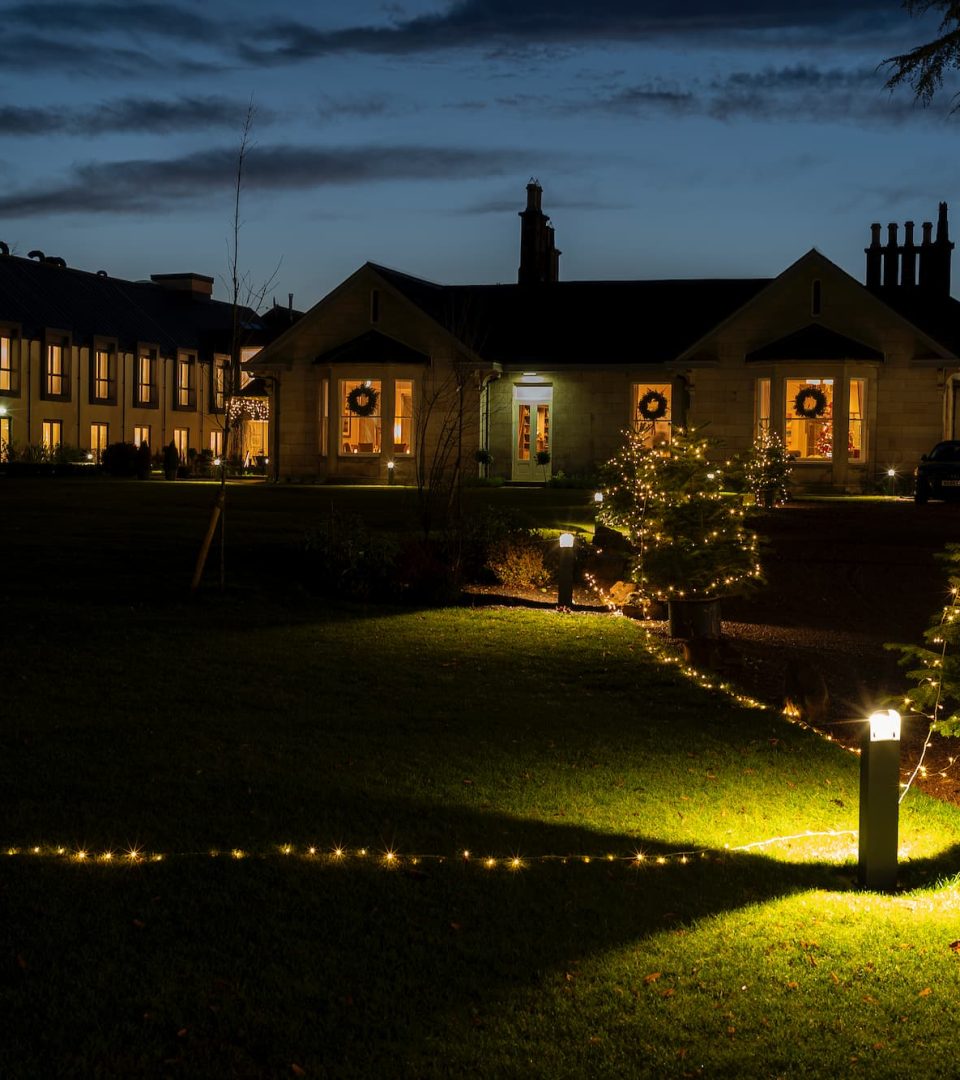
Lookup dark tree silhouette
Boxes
[885,2,960,105]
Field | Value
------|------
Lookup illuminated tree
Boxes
[598,427,762,601]
[889,544,960,736]
[743,430,793,508]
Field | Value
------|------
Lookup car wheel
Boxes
[915,481,930,504]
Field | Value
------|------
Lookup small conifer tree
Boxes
[743,430,792,508]
[598,426,762,600]
[888,544,960,737]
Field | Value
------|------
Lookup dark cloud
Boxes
[316,95,393,122]
[243,1,910,63]
[0,97,268,137]
[578,65,954,125]
[4,2,218,41]
[0,144,552,217]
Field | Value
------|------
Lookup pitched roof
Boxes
[746,323,883,363]
[314,329,428,366]
[0,253,267,358]
[371,263,772,366]
[871,287,960,357]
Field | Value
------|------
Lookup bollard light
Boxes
[557,532,575,609]
[387,460,395,485]
[593,491,603,504]
[859,709,901,891]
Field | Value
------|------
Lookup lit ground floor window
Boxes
[90,422,108,462]
[784,378,866,461]
[133,425,151,448]
[632,382,672,446]
[41,419,62,451]
[173,427,189,461]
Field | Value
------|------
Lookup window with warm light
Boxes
[136,351,156,406]
[176,355,195,409]
[848,378,866,462]
[0,415,11,458]
[173,427,189,461]
[45,342,67,398]
[785,377,834,460]
[755,378,771,438]
[213,362,227,412]
[90,422,108,462]
[0,334,18,394]
[92,349,115,403]
[340,379,382,455]
[517,402,550,460]
[246,420,267,456]
[210,430,223,456]
[41,419,62,450]
[394,379,413,454]
[631,383,672,447]
[133,425,151,448]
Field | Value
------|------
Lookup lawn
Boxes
[4,479,960,1077]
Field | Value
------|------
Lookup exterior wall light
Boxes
[859,709,901,891]
[557,532,575,608]
[0,404,7,416]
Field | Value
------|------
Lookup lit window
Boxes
[210,430,223,456]
[45,343,66,397]
[133,425,151,448]
[785,378,834,460]
[517,402,550,461]
[0,335,17,393]
[41,419,62,450]
[0,415,11,459]
[176,355,195,409]
[214,362,227,411]
[632,383,672,447]
[394,379,413,454]
[849,379,866,462]
[90,422,108,462]
[340,379,382,455]
[755,378,771,439]
[92,349,114,403]
[136,353,156,406]
[173,427,189,461]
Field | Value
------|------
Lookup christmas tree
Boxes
[599,427,762,601]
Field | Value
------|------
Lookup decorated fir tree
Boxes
[598,427,762,601]
[743,430,792,508]
[888,544,960,737]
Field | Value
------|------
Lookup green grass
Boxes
[3,479,960,1077]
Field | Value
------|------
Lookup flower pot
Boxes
[667,598,721,640]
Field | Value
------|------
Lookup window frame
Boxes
[134,345,159,409]
[631,381,674,448]
[90,341,117,405]
[133,425,151,449]
[0,326,21,397]
[90,421,109,462]
[174,352,197,411]
[42,332,71,402]
[41,418,62,450]
[339,378,383,456]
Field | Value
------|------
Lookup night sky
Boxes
[0,1,955,305]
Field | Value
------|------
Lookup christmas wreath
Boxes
[793,386,827,418]
[637,389,669,422]
[347,384,379,417]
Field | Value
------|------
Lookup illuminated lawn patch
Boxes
[2,481,960,1076]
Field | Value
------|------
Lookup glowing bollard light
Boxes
[387,460,395,485]
[557,532,575,609]
[858,709,901,891]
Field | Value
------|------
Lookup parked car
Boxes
[915,440,960,503]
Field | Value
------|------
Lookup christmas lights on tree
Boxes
[598,426,762,601]
[743,430,793,508]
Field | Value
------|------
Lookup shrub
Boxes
[486,531,552,589]
[101,441,140,477]
[136,441,152,479]
[303,511,399,601]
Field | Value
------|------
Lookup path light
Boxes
[886,467,896,497]
[387,460,395,485]
[593,491,603,504]
[557,532,575,609]
[859,709,901,891]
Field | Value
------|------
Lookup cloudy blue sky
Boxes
[0,1,955,306]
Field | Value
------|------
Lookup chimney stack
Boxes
[518,179,560,285]
[866,204,953,297]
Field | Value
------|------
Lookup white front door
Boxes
[512,384,553,482]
